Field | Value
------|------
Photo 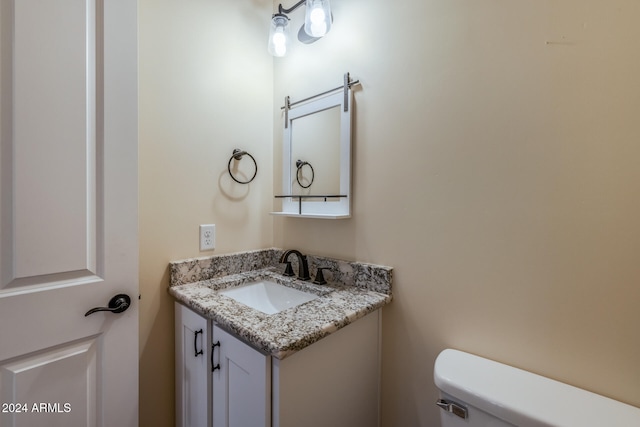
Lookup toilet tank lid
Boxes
[434,349,640,427]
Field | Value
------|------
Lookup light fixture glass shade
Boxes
[304,0,331,38]
[268,14,290,57]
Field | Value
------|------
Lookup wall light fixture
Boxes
[268,0,332,57]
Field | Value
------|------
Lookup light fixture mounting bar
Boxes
[278,0,307,15]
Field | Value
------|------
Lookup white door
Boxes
[0,1,138,426]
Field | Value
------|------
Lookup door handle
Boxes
[85,294,131,316]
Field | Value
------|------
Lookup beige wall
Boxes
[139,0,273,425]
[273,0,640,425]
[140,0,640,426]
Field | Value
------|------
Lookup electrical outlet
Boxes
[199,224,215,251]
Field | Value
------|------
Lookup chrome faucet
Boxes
[279,249,310,281]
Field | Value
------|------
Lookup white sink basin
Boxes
[218,280,318,314]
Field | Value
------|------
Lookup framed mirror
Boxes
[273,88,352,218]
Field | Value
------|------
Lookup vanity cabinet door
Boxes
[212,325,271,427]
[175,303,211,427]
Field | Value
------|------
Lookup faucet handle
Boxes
[313,267,330,285]
[282,261,294,277]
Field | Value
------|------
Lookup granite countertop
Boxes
[169,249,393,360]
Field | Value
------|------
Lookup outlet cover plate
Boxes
[199,224,215,251]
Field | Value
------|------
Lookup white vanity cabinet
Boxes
[176,302,268,427]
[175,302,381,427]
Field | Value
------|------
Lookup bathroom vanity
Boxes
[170,249,393,427]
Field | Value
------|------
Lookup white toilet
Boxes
[434,349,640,426]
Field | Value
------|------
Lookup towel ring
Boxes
[228,149,257,184]
[296,160,314,189]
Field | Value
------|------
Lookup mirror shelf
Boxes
[270,212,351,219]
[272,194,349,218]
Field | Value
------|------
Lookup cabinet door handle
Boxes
[194,329,204,357]
[212,341,220,372]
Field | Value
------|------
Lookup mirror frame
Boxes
[274,89,352,218]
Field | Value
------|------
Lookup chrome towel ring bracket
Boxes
[295,159,314,189]
[228,149,257,184]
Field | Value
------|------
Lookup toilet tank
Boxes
[434,349,640,427]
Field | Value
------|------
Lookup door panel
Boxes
[12,0,97,279]
[0,0,138,426]
[3,0,100,289]
[1,337,98,427]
